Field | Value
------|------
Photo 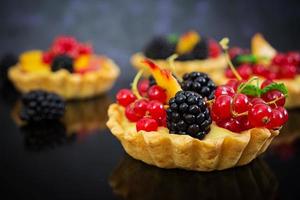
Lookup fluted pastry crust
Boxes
[131,52,227,77]
[8,56,120,100]
[107,103,279,171]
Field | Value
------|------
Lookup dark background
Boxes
[0,0,300,199]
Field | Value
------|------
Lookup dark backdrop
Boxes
[1,0,300,199]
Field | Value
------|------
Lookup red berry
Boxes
[212,95,232,120]
[237,64,252,80]
[138,79,150,97]
[250,97,266,106]
[225,68,235,78]
[42,51,54,64]
[248,103,272,127]
[279,64,296,79]
[78,43,93,55]
[226,79,239,91]
[208,39,221,58]
[233,94,249,114]
[252,64,268,77]
[272,53,287,65]
[236,116,253,131]
[217,118,241,132]
[229,47,245,59]
[267,108,285,129]
[133,99,149,117]
[157,115,167,127]
[147,100,166,120]
[276,107,288,124]
[260,79,273,89]
[148,85,167,104]
[287,51,300,65]
[136,117,158,132]
[214,86,235,98]
[116,89,137,107]
[265,71,278,80]
[125,104,142,122]
[261,90,285,108]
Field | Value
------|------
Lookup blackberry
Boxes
[144,36,176,59]
[181,72,216,100]
[176,39,208,61]
[166,91,212,139]
[51,54,74,73]
[0,53,18,82]
[20,90,65,122]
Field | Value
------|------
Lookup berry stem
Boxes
[167,54,182,81]
[219,38,242,81]
[237,76,259,94]
[131,70,144,99]
[266,94,288,106]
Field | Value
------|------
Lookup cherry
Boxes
[237,64,252,80]
[116,89,137,107]
[138,79,150,97]
[232,94,249,114]
[261,90,285,108]
[217,118,241,132]
[214,86,235,98]
[136,117,158,132]
[148,85,167,104]
[147,100,166,120]
[248,103,272,127]
[133,99,149,117]
[212,95,232,120]
[260,79,273,89]
[125,104,142,122]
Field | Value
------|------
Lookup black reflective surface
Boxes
[1,0,300,199]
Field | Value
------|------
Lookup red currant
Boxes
[148,85,167,104]
[237,64,252,80]
[226,79,239,91]
[261,90,285,108]
[279,64,296,79]
[228,47,245,59]
[157,115,167,127]
[276,107,288,124]
[267,108,285,129]
[208,39,221,58]
[125,104,142,122]
[212,95,232,120]
[272,53,287,65]
[248,103,272,127]
[136,117,158,132]
[147,100,166,120]
[260,79,273,89]
[232,94,249,114]
[250,97,266,106]
[252,64,268,77]
[138,79,150,97]
[236,116,253,131]
[116,89,137,107]
[217,118,241,132]
[214,86,235,98]
[225,69,235,78]
[133,99,149,117]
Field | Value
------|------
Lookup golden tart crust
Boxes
[8,56,120,100]
[131,52,227,77]
[107,103,279,171]
[211,72,300,109]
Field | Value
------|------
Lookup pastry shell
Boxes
[131,52,227,77]
[8,56,120,100]
[107,103,279,171]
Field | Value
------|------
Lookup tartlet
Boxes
[131,31,227,77]
[8,36,120,100]
[107,58,288,171]
[210,34,300,108]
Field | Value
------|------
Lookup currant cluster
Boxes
[226,49,300,80]
[211,79,288,132]
[116,80,168,132]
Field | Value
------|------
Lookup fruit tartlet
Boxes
[8,36,120,100]
[107,47,289,171]
[211,34,300,108]
[131,30,227,77]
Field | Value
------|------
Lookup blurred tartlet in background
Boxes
[8,36,120,100]
[131,30,227,77]
[109,155,277,200]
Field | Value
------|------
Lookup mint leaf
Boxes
[167,34,179,44]
[239,84,261,97]
[261,83,288,96]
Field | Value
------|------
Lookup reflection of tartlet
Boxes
[109,155,277,200]
[211,34,300,108]
[107,59,286,171]
[131,31,227,77]
[8,36,120,100]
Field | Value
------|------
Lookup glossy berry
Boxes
[237,64,252,80]
[116,89,137,107]
[136,117,158,132]
[252,64,268,77]
[279,64,296,79]
[214,86,235,98]
[133,99,149,117]
[232,94,249,114]
[20,90,65,122]
[276,107,288,124]
[125,104,142,122]
[148,85,167,104]
[267,108,285,129]
[250,97,266,106]
[147,100,166,120]
[260,79,273,89]
[217,118,241,132]
[208,39,221,58]
[248,103,272,127]
[138,79,150,97]
[181,72,216,100]
[261,90,285,108]
[212,95,232,120]
[51,54,74,73]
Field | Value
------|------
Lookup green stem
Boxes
[131,70,144,99]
